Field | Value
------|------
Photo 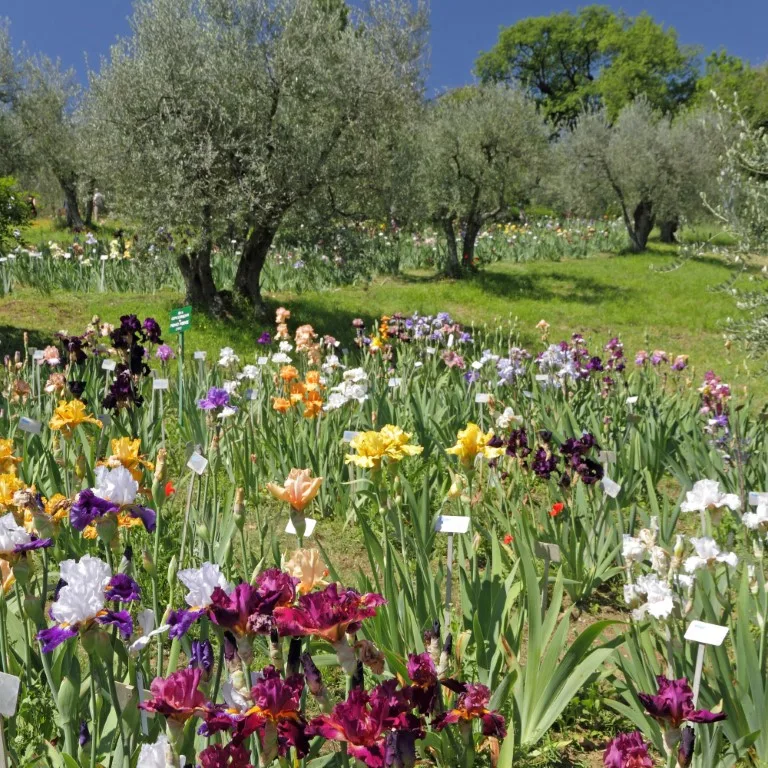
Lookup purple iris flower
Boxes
[463,370,480,384]
[78,722,90,747]
[638,676,726,729]
[156,344,175,362]
[198,387,230,410]
[104,574,142,602]
[142,317,163,344]
[603,731,652,768]
[258,331,272,345]
[189,639,214,675]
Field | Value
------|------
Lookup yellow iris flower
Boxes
[446,423,503,468]
[345,425,423,470]
[49,400,102,439]
[101,437,154,482]
[0,439,22,475]
[0,473,25,509]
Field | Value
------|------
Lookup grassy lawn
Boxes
[1,247,763,397]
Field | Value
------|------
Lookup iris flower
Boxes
[0,513,52,562]
[100,437,153,482]
[603,731,653,768]
[0,439,22,475]
[49,400,102,438]
[37,555,139,652]
[345,425,422,470]
[446,423,504,468]
[167,562,233,638]
[434,681,506,738]
[139,667,211,723]
[266,469,323,513]
[638,676,726,732]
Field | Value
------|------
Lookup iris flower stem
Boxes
[0,585,8,674]
[89,656,98,768]
[12,582,31,684]
[104,652,128,767]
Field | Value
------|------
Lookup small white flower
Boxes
[129,608,170,655]
[681,480,740,513]
[217,406,237,420]
[137,734,183,768]
[342,367,368,383]
[278,341,293,353]
[221,380,239,394]
[684,536,738,572]
[238,365,259,381]
[271,352,292,364]
[650,546,669,577]
[496,407,522,431]
[321,355,343,374]
[323,392,348,412]
[624,582,644,608]
[743,504,768,532]
[622,535,647,563]
[218,347,240,367]
[51,556,112,625]
[632,574,676,621]
[93,465,138,506]
[178,563,233,609]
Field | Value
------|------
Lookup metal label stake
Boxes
[684,620,729,706]
[435,515,471,630]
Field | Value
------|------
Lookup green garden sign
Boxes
[170,306,192,426]
[169,305,192,334]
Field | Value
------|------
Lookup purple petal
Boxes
[37,625,78,653]
[14,537,53,553]
[127,504,156,533]
[168,608,204,639]
[96,610,133,637]
[105,574,141,602]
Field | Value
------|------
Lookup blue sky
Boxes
[4,0,768,93]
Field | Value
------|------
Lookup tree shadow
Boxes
[0,325,50,356]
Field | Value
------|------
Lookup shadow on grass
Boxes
[0,325,50,354]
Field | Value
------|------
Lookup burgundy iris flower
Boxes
[198,742,253,768]
[638,676,726,730]
[407,653,440,714]
[274,583,385,643]
[603,731,653,768]
[434,681,506,738]
[139,667,211,723]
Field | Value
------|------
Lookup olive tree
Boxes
[86,0,426,313]
[555,98,718,252]
[418,84,549,276]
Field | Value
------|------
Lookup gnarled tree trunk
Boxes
[177,207,219,308]
[441,217,461,277]
[462,217,482,269]
[61,178,84,230]
[659,217,679,244]
[629,200,654,253]
[234,221,279,318]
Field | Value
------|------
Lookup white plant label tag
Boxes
[153,378,169,390]
[245,388,258,401]
[114,681,135,710]
[18,417,42,435]
[426,347,436,355]
[522,390,533,398]
[601,476,622,498]
[187,453,208,475]
[194,351,207,360]
[101,359,116,372]
[98,413,112,427]
[474,393,490,404]
[0,672,20,716]
[32,350,45,361]
[684,620,729,647]
[435,515,471,534]
[626,396,639,405]
[285,517,317,537]
[447,334,455,348]
[599,450,617,464]
[388,378,402,388]
[342,430,359,443]
[535,374,549,382]
[257,356,269,365]
[748,491,768,506]
[535,542,562,563]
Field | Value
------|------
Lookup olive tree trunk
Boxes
[659,217,679,244]
[628,200,654,253]
[234,221,279,318]
[61,179,84,230]
[441,217,461,277]
[462,218,482,269]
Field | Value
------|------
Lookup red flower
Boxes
[549,502,564,517]
[165,481,176,496]
[139,668,210,723]
[502,534,513,545]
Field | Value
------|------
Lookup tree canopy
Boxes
[476,6,699,127]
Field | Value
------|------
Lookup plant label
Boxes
[447,334,455,348]
[114,682,136,710]
[522,390,533,398]
[599,450,617,464]
[98,413,112,427]
[169,305,192,334]
[684,620,729,647]
[626,396,639,405]
[187,453,208,475]
[101,359,116,372]
[342,430,359,443]
[474,393,490,404]
[535,542,561,563]
[194,351,206,360]
[535,374,549,382]
[601,476,621,498]
[153,378,169,391]
[245,388,258,401]
[285,517,317,537]
[257,356,269,365]
[0,672,20,717]
[32,350,45,362]
[388,378,402,388]
[435,515,470,534]
[748,491,768,506]
[18,417,42,435]
[426,347,436,355]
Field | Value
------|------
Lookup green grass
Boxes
[1,247,764,397]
